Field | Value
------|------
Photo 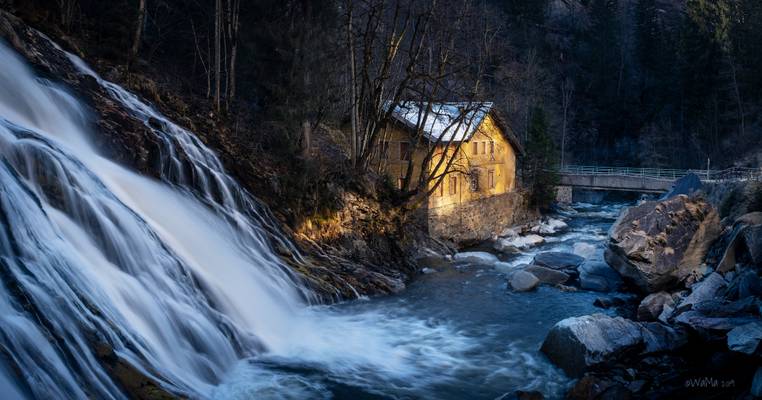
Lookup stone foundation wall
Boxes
[555,186,573,204]
[427,191,537,244]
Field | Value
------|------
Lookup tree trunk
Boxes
[227,0,240,105]
[130,0,146,66]
[346,3,358,168]
[214,0,222,112]
[301,120,312,158]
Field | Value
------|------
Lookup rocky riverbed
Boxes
[537,183,762,399]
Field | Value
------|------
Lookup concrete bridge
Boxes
[557,165,762,194]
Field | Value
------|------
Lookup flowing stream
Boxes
[0,40,628,399]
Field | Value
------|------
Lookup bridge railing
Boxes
[558,165,762,182]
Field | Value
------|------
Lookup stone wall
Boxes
[426,191,537,244]
[555,186,573,204]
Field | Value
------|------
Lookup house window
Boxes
[480,142,486,154]
[449,176,457,195]
[436,181,444,197]
[488,170,496,189]
[397,177,405,190]
[399,142,411,161]
[489,141,495,155]
[472,141,478,156]
[470,170,479,192]
[380,141,390,159]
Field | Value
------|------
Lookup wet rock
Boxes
[662,173,702,199]
[522,265,570,285]
[509,270,540,292]
[529,218,568,235]
[454,251,499,264]
[724,270,762,300]
[540,314,643,377]
[94,342,179,400]
[415,253,450,269]
[677,272,727,311]
[639,322,687,353]
[726,322,762,354]
[637,292,676,321]
[717,220,762,273]
[556,284,578,292]
[674,311,758,333]
[579,261,623,292]
[752,367,762,397]
[147,116,164,130]
[541,314,688,377]
[594,297,626,309]
[605,195,721,292]
[532,252,584,276]
[744,224,762,265]
[494,234,544,252]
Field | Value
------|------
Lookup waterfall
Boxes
[0,37,478,400]
[0,36,336,398]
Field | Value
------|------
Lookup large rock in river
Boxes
[523,265,570,285]
[509,270,540,292]
[579,261,623,292]
[532,252,585,277]
[605,195,721,292]
[541,314,685,377]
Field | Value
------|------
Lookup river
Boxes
[212,203,629,400]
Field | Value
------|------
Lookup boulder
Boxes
[661,173,702,199]
[639,322,688,353]
[579,261,623,292]
[752,367,762,398]
[540,314,684,377]
[637,292,676,321]
[605,195,721,292]
[523,265,570,285]
[541,314,642,377]
[529,218,568,235]
[726,322,762,354]
[743,224,762,265]
[454,251,499,264]
[495,234,544,252]
[717,221,762,273]
[532,252,585,276]
[673,296,760,334]
[509,270,540,292]
[724,270,762,300]
[677,272,727,311]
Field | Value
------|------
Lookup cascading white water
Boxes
[0,39,479,399]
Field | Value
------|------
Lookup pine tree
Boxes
[523,106,558,209]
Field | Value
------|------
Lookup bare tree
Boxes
[344,0,496,204]
[130,0,147,66]
[214,0,222,111]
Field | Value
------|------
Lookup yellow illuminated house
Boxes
[376,102,524,209]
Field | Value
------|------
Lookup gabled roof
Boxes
[388,101,524,155]
[389,101,491,142]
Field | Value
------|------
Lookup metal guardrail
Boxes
[558,165,762,182]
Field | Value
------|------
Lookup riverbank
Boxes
[0,9,542,302]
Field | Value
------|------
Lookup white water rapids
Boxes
[0,41,479,399]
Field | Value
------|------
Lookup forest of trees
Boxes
[7,0,762,175]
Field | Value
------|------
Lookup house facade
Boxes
[375,102,534,242]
